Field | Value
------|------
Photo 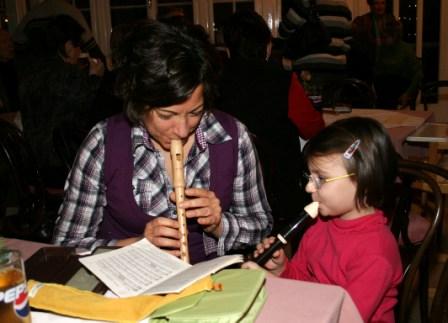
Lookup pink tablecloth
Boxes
[4,238,50,260]
[6,238,363,323]
[257,276,363,323]
[323,109,433,157]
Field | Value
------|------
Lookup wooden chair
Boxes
[401,158,448,254]
[430,256,448,322]
[390,159,444,323]
[0,119,47,240]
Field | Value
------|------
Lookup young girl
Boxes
[244,117,403,323]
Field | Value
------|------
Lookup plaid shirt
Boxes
[53,112,272,254]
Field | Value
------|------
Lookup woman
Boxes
[53,20,272,264]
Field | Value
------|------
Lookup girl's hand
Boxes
[170,188,223,238]
[249,237,287,276]
[241,261,277,278]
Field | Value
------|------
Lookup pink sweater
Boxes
[281,210,402,322]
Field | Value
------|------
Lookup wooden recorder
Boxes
[170,139,190,263]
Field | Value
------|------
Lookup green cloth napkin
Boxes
[149,269,266,323]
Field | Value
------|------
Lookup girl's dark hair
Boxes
[223,9,272,61]
[303,117,397,210]
[113,20,217,124]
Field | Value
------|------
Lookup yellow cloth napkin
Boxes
[27,276,213,323]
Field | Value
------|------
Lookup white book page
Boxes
[145,255,243,295]
[79,239,191,297]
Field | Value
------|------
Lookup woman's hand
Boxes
[244,237,287,276]
[116,217,181,257]
[171,188,222,238]
[141,217,181,257]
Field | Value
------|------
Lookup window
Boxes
[398,0,440,88]
[0,0,8,29]
[70,0,91,28]
[212,0,254,45]
[399,0,417,43]
[156,0,193,23]
[110,0,148,27]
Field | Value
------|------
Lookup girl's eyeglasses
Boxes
[303,172,356,189]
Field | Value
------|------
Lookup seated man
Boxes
[218,10,323,231]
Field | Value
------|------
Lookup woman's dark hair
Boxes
[113,20,217,124]
[24,14,84,58]
[223,9,272,61]
[303,117,397,210]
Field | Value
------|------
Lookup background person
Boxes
[0,28,19,112]
[280,0,352,108]
[350,0,399,86]
[370,20,422,109]
[13,0,104,62]
[19,15,104,188]
[217,9,324,232]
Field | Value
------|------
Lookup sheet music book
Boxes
[79,239,243,298]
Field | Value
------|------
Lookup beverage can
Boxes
[0,250,31,323]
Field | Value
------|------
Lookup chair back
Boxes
[430,256,448,322]
[421,80,448,111]
[0,119,46,238]
[52,124,88,173]
[326,78,376,109]
[390,159,444,323]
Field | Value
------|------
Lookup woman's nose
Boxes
[173,118,189,138]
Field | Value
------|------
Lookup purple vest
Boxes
[98,110,238,264]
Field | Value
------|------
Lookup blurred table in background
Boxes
[324,108,433,157]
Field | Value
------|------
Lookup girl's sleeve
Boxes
[288,72,325,139]
[280,232,312,281]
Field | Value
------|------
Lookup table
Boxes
[323,108,433,157]
[5,238,363,323]
[406,122,448,164]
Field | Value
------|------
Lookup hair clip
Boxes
[343,139,361,159]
